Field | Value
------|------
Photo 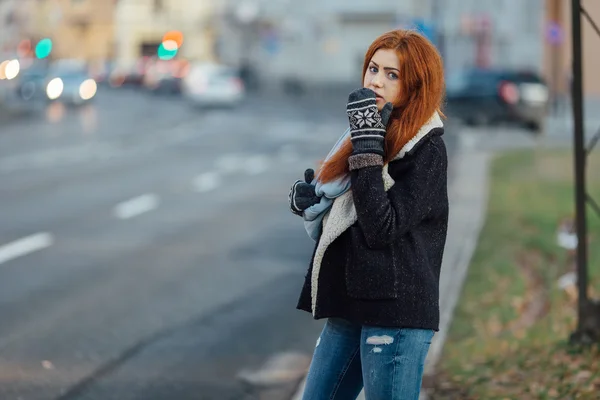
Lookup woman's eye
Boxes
[369,66,378,73]
[388,72,398,80]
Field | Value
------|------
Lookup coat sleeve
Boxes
[349,138,447,249]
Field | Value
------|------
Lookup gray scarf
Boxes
[303,128,352,241]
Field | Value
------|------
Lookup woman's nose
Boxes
[371,74,383,88]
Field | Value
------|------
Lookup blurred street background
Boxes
[1,0,599,399]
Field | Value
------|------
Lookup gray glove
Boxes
[346,88,393,156]
[289,168,319,216]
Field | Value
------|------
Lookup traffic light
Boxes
[157,31,183,60]
[35,38,53,59]
[157,42,177,60]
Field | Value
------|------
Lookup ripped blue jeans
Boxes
[302,318,434,400]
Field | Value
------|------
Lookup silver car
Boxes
[182,63,244,108]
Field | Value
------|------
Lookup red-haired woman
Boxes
[288,29,448,399]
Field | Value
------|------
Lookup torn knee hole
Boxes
[366,335,394,346]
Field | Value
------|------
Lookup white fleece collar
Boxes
[393,111,444,161]
[309,111,443,315]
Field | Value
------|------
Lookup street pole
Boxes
[550,0,562,115]
[570,0,590,341]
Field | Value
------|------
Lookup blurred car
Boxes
[46,61,98,105]
[90,60,115,85]
[182,63,244,108]
[0,58,49,113]
[109,57,152,88]
[445,69,549,133]
[142,60,183,95]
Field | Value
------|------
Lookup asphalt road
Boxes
[0,87,458,400]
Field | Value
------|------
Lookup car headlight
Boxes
[46,78,64,100]
[5,59,20,80]
[79,79,97,100]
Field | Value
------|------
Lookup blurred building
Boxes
[0,0,15,52]
[21,0,116,62]
[114,0,217,68]
[0,0,28,54]
[435,0,544,74]
[543,0,600,97]
[217,0,430,88]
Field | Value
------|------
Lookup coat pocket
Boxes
[345,226,399,300]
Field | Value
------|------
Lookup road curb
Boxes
[420,148,491,399]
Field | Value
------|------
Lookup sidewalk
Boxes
[291,133,491,400]
[546,96,600,138]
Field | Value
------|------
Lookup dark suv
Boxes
[445,69,549,133]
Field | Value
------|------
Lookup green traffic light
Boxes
[157,43,177,60]
[35,38,53,59]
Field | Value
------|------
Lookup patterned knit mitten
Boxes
[346,88,393,156]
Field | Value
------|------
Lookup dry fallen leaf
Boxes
[573,370,592,383]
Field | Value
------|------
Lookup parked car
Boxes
[142,59,183,95]
[182,63,244,108]
[445,69,549,133]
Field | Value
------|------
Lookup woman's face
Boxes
[363,48,401,111]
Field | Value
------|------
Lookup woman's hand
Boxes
[346,88,393,156]
[289,168,320,216]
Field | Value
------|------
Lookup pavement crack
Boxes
[52,326,178,400]
[51,284,286,400]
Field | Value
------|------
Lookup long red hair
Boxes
[318,29,445,183]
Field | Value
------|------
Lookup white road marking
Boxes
[0,233,54,265]
[114,194,159,219]
[193,172,220,193]
[215,154,244,173]
[247,155,269,175]
[0,144,119,173]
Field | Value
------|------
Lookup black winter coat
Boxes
[296,123,449,330]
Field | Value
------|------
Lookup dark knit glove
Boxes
[346,88,393,156]
[289,168,319,216]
